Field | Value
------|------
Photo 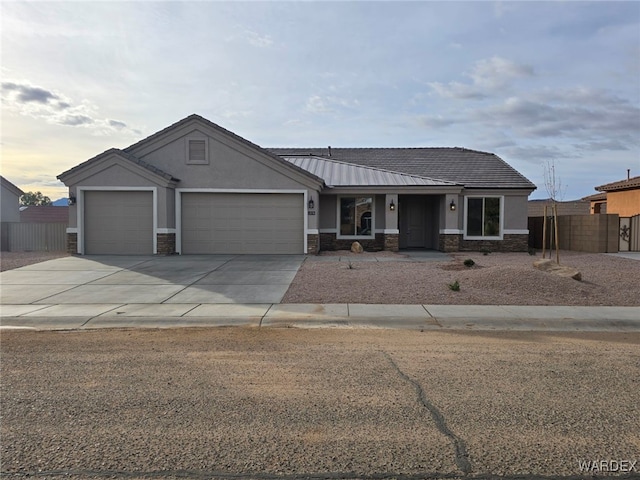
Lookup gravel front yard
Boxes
[0,251,69,271]
[283,251,640,306]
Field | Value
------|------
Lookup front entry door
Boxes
[400,197,427,248]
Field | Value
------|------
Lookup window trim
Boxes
[336,195,376,239]
[463,195,504,240]
[185,136,209,165]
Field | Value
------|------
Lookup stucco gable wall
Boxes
[1,187,21,223]
[131,126,316,191]
[65,163,174,229]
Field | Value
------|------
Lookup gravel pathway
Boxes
[283,250,640,306]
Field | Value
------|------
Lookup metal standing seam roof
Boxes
[270,147,537,189]
[282,156,459,187]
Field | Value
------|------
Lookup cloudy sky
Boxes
[2,1,639,201]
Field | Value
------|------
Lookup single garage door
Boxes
[181,193,303,254]
[84,191,153,254]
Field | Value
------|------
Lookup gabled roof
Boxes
[595,176,640,192]
[270,147,536,190]
[1,176,24,196]
[58,148,179,183]
[282,156,459,188]
[124,114,324,186]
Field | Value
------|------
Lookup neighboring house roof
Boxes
[582,192,607,202]
[58,148,180,183]
[270,147,536,190]
[20,206,69,223]
[282,156,459,188]
[1,176,24,196]
[527,198,590,217]
[595,175,640,192]
[123,114,324,186]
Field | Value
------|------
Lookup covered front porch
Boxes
[316,190,462,253]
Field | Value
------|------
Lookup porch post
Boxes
[383,193,399,251]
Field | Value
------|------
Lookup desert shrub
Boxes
[463,259,475,267]
[448,280,460,291]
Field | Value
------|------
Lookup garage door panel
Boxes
[84,191,153,255]
[181,193,303,254]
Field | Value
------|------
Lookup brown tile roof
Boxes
[595,176,640,192]
[270,147,536,190]
[20,206,69,223]
[581,192,607,201]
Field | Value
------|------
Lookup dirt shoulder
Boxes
[2,328,638,479]
[283,251,640,306]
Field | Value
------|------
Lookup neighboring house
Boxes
[1,176,24,251]
[527,198,590,217]
[20,205,69,223]
[57,114,536,255]
[593,174,640,217]
[583,192,608,214]
[1,176,24,223]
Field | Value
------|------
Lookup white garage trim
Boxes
[176,188,308,254]
[76,187,158,255]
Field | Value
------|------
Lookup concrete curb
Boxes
[1,304,639,332]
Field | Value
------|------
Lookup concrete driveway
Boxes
[0,254,304,307]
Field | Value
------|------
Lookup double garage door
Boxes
[83,191,304,255]
[181,192,303,254]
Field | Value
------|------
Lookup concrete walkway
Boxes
[2,303,639,331]
[2,253,639,332]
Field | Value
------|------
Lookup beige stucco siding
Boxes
[606,190,640,217]
[319,195,337,230]
[132,128,314,191]
[1,188,21,223]
[65,163,174,230]
[503,194,529,230]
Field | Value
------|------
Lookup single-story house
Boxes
[528,198,590,217]
[1,176,24,251]
[1,176,24,223]
[57,114,536,255]
[583,192,608,214]
[593,173,640,217]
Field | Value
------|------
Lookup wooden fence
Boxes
[0,222,67,252]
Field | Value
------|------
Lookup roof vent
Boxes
[628,169,631,180]
[328,146,332,157]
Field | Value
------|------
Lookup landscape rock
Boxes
[533,259,582,281]
[351,241,363,253]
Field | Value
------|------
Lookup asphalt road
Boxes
[1,328,639,480]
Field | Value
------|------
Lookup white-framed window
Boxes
[186,137,209,165]
[337,196,375,238]
[464,196,503,239]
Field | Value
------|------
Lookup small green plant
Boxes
[463,259,475,267]
[346,260,354,270]
[481,248,491,256]
[448,280,460,291]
